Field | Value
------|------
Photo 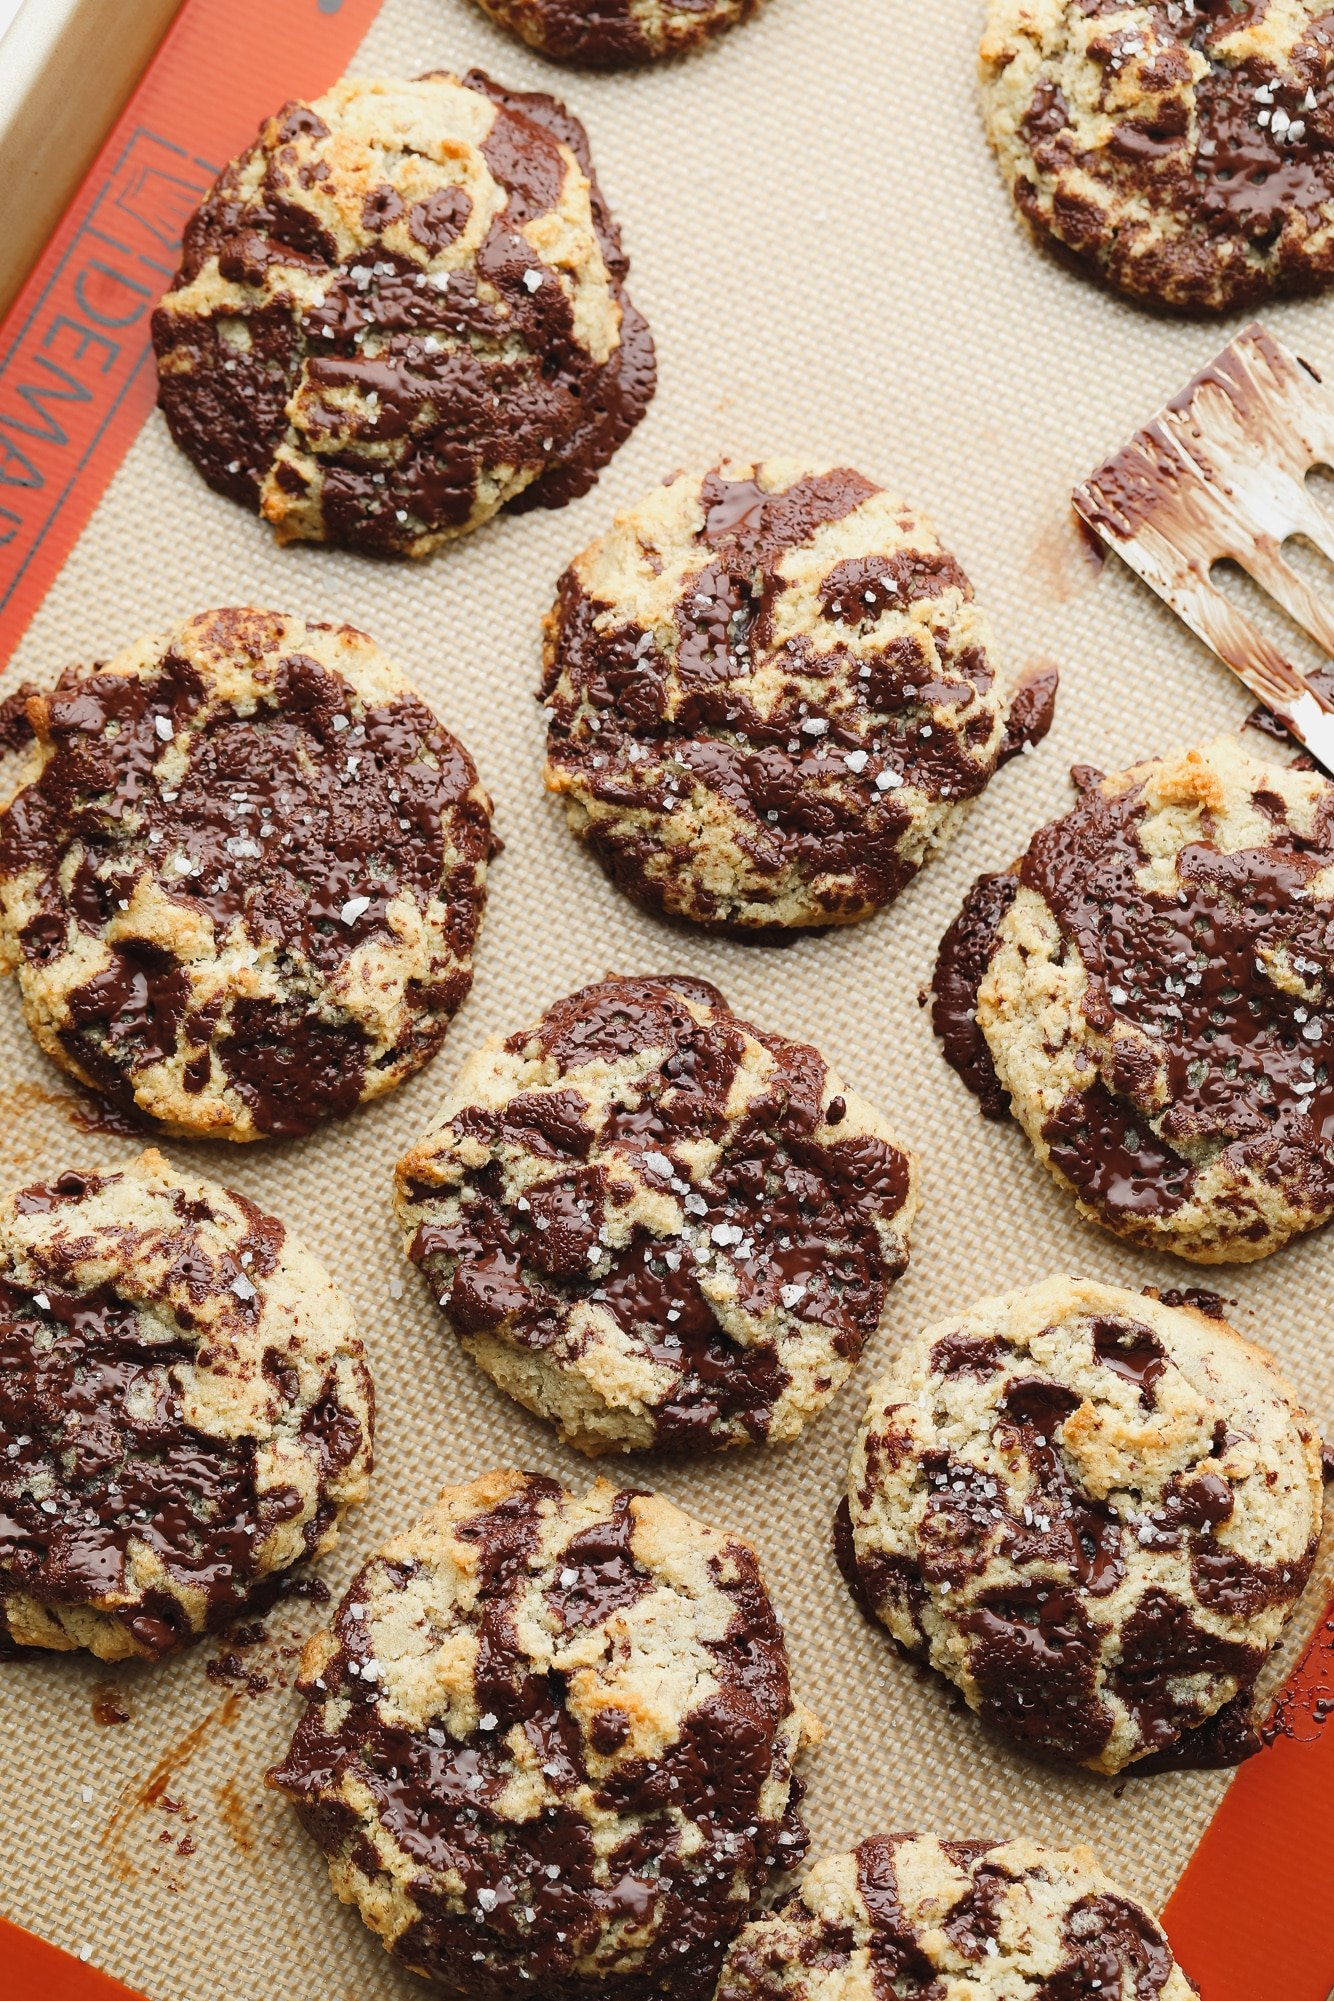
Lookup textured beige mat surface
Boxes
[1,1,1332,1994]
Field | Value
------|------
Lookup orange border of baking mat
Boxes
[1163,1604,1334,2001]
[0,1916,147,1999]
[0,0,385,673]
[1,2,1334,1998]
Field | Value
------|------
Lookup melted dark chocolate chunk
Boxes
[931,871,1018,1119]
[997,662,1060,766]
[0,632,490,1134]
[852,1835,940,1987]
[546,1489,651,1631]
[1038,1892,1178,2001]
[1149,1285,1229,1321]
[407,977,911,1450]
[0,682,38,754]
[153,73,654,553]
[269,1476,805,1999]
[543,468,1004,931]
[1091,1316,1167,1406]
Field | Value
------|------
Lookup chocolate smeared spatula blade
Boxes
[1073,323,1334,776]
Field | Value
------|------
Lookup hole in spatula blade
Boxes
[1279,534,1334,618]
[1207,557,1334,702]
[1304,462,1334,522]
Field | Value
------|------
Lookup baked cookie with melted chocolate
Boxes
[472,0,762,69]
[394,974,919,1454]
[981,1,1334,313]
[267,1468,814,1998]
[542,461,1026,935]
[0,1150,372,1662]
[152,72,654,555]
[716,1831,1200,2000]
[934,735,1334,1262]
[838,1276,1323,1775]
[0,608,493,1141]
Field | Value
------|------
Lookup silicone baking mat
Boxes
[0,2,1332,1997]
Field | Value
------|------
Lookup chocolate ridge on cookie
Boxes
[715,1831,1201,1999]
[471,0,763,69]
[839,1275,1323,1775]
[267,1468,815,1999]
[152,71,654,556]
[0,1150,372,1661]
[542,459,1031,934]
[933,735,1334,1261]
[981,2,1334,313]
[0,608,493,1140]
[393,973,919,1454]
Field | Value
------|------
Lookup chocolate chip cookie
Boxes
[0,1151,372,1662]
[152,71,654,555]
[981,1,1334,312]
[472,0,762,68]
[0,609,493,1140]
[394,974,919,1454]
[542,461,1020,934]
[716,1832,1199,1999]
[268,1468,814,1999]
[838,1276,1323,1774]
[934,735,1334,1262]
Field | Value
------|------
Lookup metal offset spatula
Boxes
[1073,323,1334,775]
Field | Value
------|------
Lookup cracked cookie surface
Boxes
[934,735,1334,1261]
[268,1468,813,1999]
[394,974,918,1454]
[153,71,654,554]
[0,1150,372,1661]
[0,608,493,1140]
[981,1,1334,311]
[716,1832,1199,1999]
[542,461,1024,934]
[839,1276,1323,1774]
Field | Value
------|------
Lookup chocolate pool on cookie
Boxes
[0,609,493,1141]
[542,460,1035,934]
[0,1151,372,1661]
[395,974,919,1454]
[152,72,655,556]
[838,1276,1323,1775]
[716,1832,1200,1999]
[981,1,1334,313]
[268,1469,814,1999]
[471,0,764,69]
[934,735,1334,1262]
